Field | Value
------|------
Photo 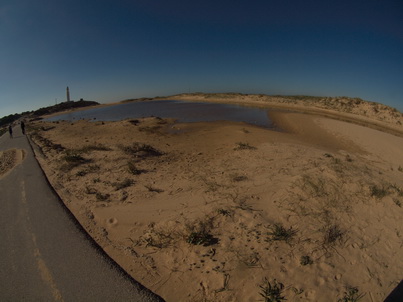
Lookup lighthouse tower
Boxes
[66,86,71,102]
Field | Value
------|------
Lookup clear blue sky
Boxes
[1,0,402,117]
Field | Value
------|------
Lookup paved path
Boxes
[0,126,164,302]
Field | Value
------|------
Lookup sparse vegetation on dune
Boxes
[323,224,345,246]
[32,100,99,117]
[174,92,403,116]
[127,161,145,175]
[338,287,365,302]
[172,93,403,133]
[120,142,163,158]
[112,178,134,191]
[61,150,89,171]
[267,223,297,244]
[27,107,403,302]
[259,278,286,302]
[0,100,100,129]
[77,144,112,153]
[0,127,7,137]
[234,142,256,150]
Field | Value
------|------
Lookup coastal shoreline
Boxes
[42,93,403,137]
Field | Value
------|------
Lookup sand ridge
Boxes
[29,109,403,301]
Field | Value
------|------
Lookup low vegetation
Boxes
[0,113,24,128]
[145,185,164,193]
[61,150,89,171]
[25,103,402,301]
[32,100,99,117]
[323,224,345,246]
[78,144,112,153]
[30,131,65,153]
[300,255,313,266]
[185,217,218,246]
[267,223,297,244]
[112,178,134,191]
[96,192,110,202]
[259,278,286,302]
[234,142,256,150]
[231,174,248,182]
[75,164,100,177]
[337,287,365,302]
[370,185,388,199]
[186,231,216,246]
[216,208,232,216]
[120,143,163,158]
[127,161,145,175]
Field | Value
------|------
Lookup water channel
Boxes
[47,100,276,129]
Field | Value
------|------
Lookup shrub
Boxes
[370,185,388,199]
[267,223,297,243]
[338,287,365,302]
[113,178,134,190]
[78,144,112,153]
[300,255,313,266]
[142,227,176,248]
[185,217,218,246]
[217,208,232,216]
[121,143,163,158]
[323,224,345,246]
[61,150,88,171]
[234,142,256,150]
[145,185,164,193]
[138,126,162,133]
[259,278,286,302]
[128,161,145,175]
[187,232,216,246]
[76,170,87,177]
[129,119,140,125]
[231,174,248,182]
[96,192,110,201]
[76,164,100,177]
[63,150,85,163]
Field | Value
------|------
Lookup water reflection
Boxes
[47,100,274,128]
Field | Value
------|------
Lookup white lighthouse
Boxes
[66,86,71,102]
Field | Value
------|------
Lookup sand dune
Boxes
[29,98,403,302]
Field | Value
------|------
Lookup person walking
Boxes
[8,125,13,138]
[20,121,25,135]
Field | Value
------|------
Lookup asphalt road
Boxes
[0,126,164,302]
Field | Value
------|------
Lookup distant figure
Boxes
[8,125,13,138]
[20,121,25,135]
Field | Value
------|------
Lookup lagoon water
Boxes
[47,100,275,128]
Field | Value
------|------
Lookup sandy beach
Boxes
[27,95,403,301]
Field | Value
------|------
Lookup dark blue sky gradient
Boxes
[1,0,402,116]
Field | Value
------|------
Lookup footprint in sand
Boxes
[0,149,25,179]
[107,218,118,227]
[317,277,326,286]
